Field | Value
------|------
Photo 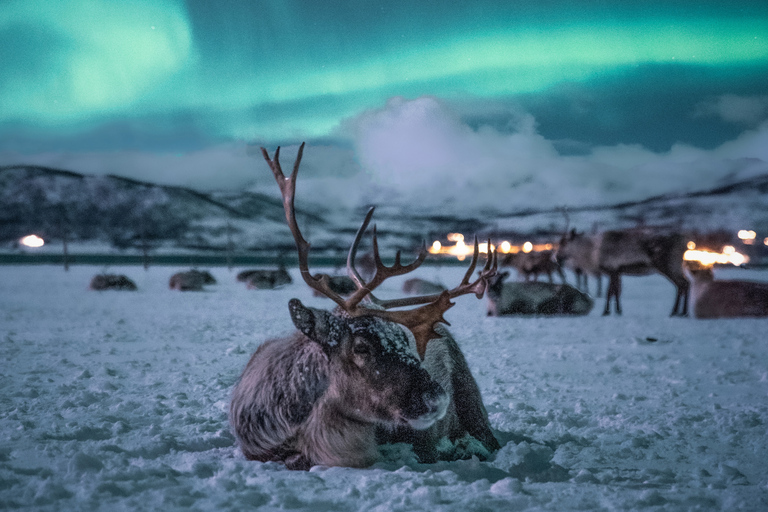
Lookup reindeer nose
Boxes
[401,373,449,429]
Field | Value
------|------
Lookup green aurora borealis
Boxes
[1,0,766,151]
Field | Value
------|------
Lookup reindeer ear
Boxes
[288,299,346,352]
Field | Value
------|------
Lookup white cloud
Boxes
[343,97,768,213]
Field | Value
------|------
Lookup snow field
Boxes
[1,264,767,510]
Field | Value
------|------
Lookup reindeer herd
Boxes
[86,143,766,471]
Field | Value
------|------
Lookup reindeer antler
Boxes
[262,143,496,359]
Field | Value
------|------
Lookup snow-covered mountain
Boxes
[3,163,768,259]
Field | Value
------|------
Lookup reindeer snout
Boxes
[401,374,449,430]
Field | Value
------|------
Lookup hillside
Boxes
[3,162,768,261]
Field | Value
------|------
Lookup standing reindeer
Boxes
[556,229,602,297]
[685,263,768,318]
[558,229,689,316]
[230,144,500,469]
[502,250,565,284]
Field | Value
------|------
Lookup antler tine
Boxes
[346,207,375,290]
[344,225,428,310]
[261,143,348,310]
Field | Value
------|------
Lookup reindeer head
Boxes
[287,298,448,428]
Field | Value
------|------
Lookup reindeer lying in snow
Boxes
[89,274,137,291]
[169,269,216,291]
[486,271,593,316]
[685,263,768,318]
[238,268,292,289]
[230,144,500,469]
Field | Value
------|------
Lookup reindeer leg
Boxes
[603,272,619,315]
[615,275,622,315]
[596,273,603,298]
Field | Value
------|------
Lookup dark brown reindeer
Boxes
[560,229,689,316]
[230,143,500,469]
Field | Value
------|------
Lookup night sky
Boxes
[1,0,767,212]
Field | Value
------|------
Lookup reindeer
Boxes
[311,275,357,297]
[501,250,565,284]
[238,267,292,289]
[89,274,137,291]
[230,144,500,469]
[556,229,602,297]
[402,278,447,295]
[486,271,593,316]
[564,229,689,316]
[169,270,212,291]
[685,263,768,318]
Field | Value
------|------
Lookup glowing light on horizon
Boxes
[684,247,748,267]
[687,241,696,250]
[429,234,555,261]
[20,235,45,248]
[738,230,756,239]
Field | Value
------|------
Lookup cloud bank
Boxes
[344,97,768,213]
[3,97,767,217]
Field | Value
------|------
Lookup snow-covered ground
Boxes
[1,264,767,511]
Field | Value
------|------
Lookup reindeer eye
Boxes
[353,342,371,355]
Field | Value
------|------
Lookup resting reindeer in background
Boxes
[685,263,768,318]
[239,267,292,289]
[563,229,689,316]
[169,269,215,291]
[403,278,447,295]
[89,274,137,291]
[556,229,602,297]
[486,271,593,316]
[230,143,500,469]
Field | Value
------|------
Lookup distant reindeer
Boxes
[559,230,689,316]
[311,275,357,297]
[556,229,602,297]
[230,143,500,469]
[89,274,137,291]
[502,250,565,284]
[486,271,593,316]
[402,278,447,295]
[169,270,213,291]
[239,268,292,290]
[685,263,768,318]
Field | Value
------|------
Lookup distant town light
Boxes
[684,247,749,267]
[522,242,533,253]
[431,240,442,253]
[20,234,44,248]
[737,230,756,240]
[500,241,512,253]
[764,237,768,246]
[687,241,696,250]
